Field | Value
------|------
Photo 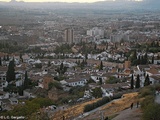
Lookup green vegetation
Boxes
[24,71,30,90]
[92,87,103,98]
[0,98,55,118]
[0,42,25,53]
[106,76,120,84]
[83,97,110,112]
[69,86,88,98]
[6,59,15,83]
[144,74,150,86]
[35,63,42,69]
[138,85,160,120]
[135,74,140,88]
[142,103,160,120]
[55,63,68,75]
[130,74,134,89]
[48,81,62,90]
[54,44,72,54]
[139,86,155,98]
[76,59,87,69]
[99,61,103,71]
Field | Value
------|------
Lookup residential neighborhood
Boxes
[0,0,160,119]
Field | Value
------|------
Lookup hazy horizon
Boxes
[0,0,143,3]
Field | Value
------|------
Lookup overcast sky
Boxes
[0,0,143,3]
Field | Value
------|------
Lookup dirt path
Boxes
[82,93,139,120]
[112,106,142,120]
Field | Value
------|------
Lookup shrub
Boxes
[141,95,154,110]
[111,93,123,100]
[143,103,160,120]
[31,98,55,108]
[139,86,155,98]
[83,97,110,112]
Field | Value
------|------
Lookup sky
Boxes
[0,0,106,2]
[0,0,143,3]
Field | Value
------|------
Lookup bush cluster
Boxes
[83,97,110,112]
[139,85,160,120]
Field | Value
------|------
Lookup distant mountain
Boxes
[0,0,160,11]
[92,0,160,10]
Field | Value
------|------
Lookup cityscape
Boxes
[0,0,160,119]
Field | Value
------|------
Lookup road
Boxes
[112,106,142,120]
[73,99,120,120]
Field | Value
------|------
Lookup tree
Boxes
[131,50,138,65]
[3,55,6,61]
[24,71,29,89]
[152,55,154,64]
[143,103,160,120]
[85,53,88,60]
[130,74,134,89]
[0,57,2,66]
[99,61,103,71]
[60,63,64,71]
[6,55,9,61]
[135,74,140,88]
[35,63,42,69]
[99,78,103,85]
[18,86,24,96]
[92,87,102,98]
[144,74,150,86]
[144,53,148,65]
[6,59,15,83]
[20,53,23,62]
[137,55,141,65]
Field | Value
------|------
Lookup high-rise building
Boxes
[64,28,74,44]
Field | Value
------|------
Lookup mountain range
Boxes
[0,0,160,11]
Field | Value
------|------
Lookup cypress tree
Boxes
[3,55,6,61]
[24,71,29,89]
[85,53,88,60]
[152,55,154,64]
[131,74,134,89]
[0,57,2,66]
[60,63,64,71]
[6,60,15,83]
[6,55,9,61]
[99,78,103,85]
[144,53,148,65]
[136,74,140,88]
[99,61,103,71]
[20,53,23,62]
[137,56,141,65]
[144,74,150,86]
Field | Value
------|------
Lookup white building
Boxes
[87,27,104,38]
[65,78,87,87]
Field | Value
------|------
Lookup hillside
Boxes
[51,92,141,120]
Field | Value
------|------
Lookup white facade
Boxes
[87,27,104,38]
[101,87,113,97]
[67,79,87,87]
[0,92,9,99]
